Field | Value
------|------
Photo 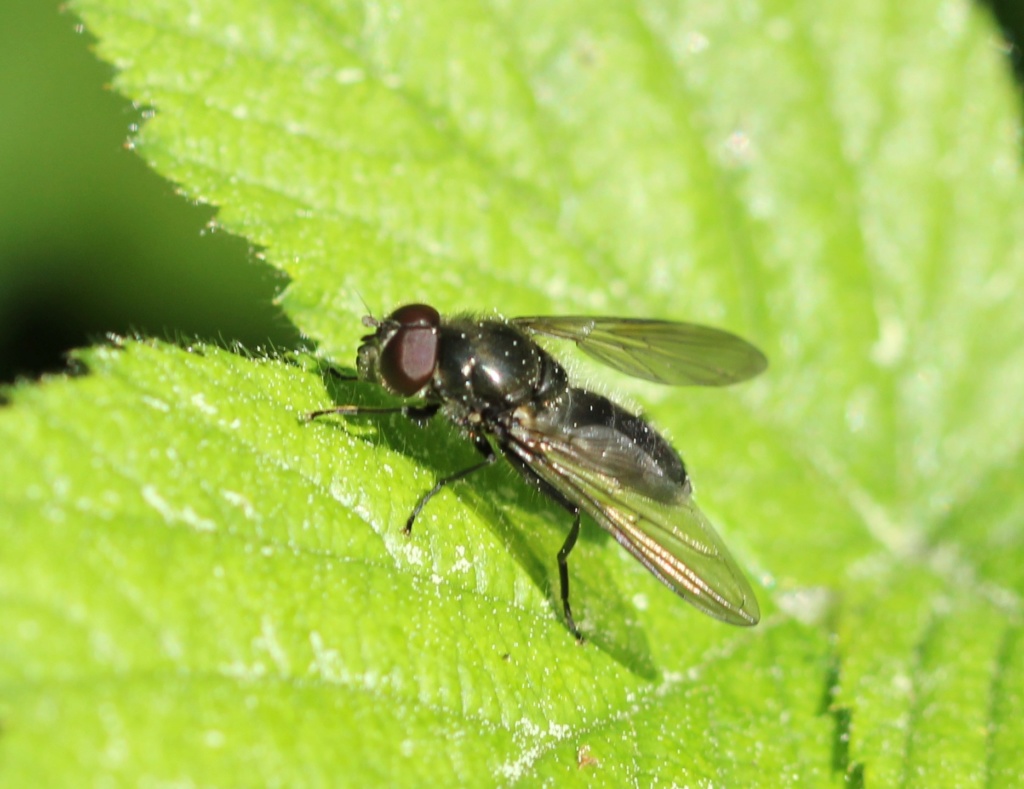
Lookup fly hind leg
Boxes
[557,511,583,642]
[501,449,585,642]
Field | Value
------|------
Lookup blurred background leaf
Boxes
[2,0,1024,786]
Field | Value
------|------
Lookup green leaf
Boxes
[4,0,1024,784]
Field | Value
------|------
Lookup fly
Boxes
[307,303,767,640]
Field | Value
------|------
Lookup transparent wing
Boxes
[512,316,767,386]
[507,416,761,626]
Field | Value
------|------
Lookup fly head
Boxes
[357,303,441,397]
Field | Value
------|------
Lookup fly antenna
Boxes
[354,289,380,328]
[354,289,374,319]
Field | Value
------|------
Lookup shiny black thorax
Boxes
[429,318,564,416]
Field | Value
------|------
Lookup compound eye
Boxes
[388,303,440,328]
[379,305,440,396]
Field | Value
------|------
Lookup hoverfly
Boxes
[308,304,766,639]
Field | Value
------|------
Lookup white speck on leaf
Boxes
[190,392,217,414]
[142,485,216,532]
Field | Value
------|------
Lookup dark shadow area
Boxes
[0,240,300,383]
[0,1,302,385]
[980,0,1024,87]
[818,636,865,787]
[313,365,659,678]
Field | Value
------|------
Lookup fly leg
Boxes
[499,449,585,641]
[557,511,583,642]
[404,434,496,534]
[305,403,440,422]
[307,402,492,531]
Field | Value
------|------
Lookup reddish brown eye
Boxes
[389,303,440,328]
[379,304,440,396]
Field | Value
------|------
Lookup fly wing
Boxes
[512,316,767,386]
[507,415,761,626]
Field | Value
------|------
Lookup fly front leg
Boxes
[404,434,497,534]
[305,402,440,422]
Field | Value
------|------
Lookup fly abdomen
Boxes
[556,388,688,495]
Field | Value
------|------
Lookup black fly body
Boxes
[308,304,766,640]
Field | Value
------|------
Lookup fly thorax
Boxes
[436,322,543,408]
[533,353,570,406]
